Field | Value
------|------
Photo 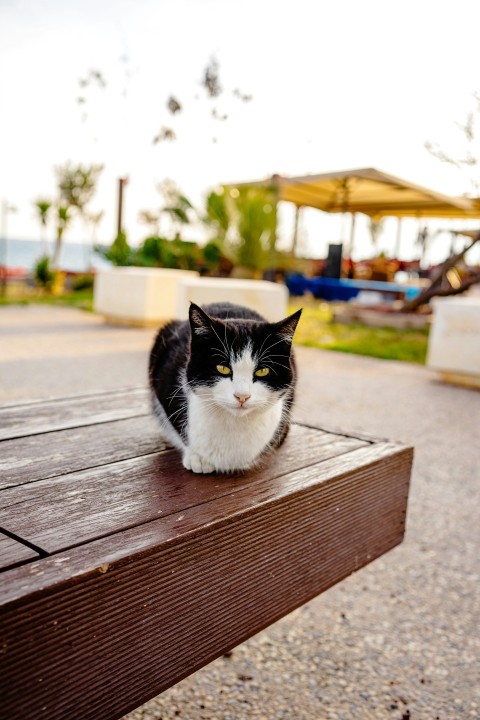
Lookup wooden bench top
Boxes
[0,388,413,720]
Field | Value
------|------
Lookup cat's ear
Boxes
[273,308,302,344]
[189,303,214,337]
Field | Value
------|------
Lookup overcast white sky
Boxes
[1,0,480,261]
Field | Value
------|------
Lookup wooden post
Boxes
[291,205,302,255]
[344,212,356,259]
[117,178,128,236]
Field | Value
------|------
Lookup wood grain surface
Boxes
[0,415,166,489]
[1,425,366,554]
[0,531,39,571]
[0,389,413,720]
[0,387,149,440]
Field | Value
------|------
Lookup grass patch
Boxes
[0,283,94,311]
[290,299,429,364]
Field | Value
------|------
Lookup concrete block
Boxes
[175,277,289,322]
[93,267,199,325]
[427,297,480,389]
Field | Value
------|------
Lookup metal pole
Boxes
[394,217,402,259]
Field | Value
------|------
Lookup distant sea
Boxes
[1,239,111,272]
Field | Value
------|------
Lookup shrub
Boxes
[33,255,56,290]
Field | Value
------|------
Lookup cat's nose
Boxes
[234,392,251,405]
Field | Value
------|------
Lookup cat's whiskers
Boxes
[255,331,276,363]
[223,317,230,358]
[166,404,189,424]
[261,358,290,372]
[212,349,229,362]
[257,336,291,364]
[166,377,196,405]
[209,323,231,361]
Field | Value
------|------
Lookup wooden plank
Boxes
[0,415,168,490]
[0,442,409,605]
[0,426,366,554]
[0,443,413,720]
[0,531,38,571]
[0,387,149,440]
[0,419,336,491]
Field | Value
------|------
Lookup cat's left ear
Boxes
[273,308,303,344]
[189,302,214,337]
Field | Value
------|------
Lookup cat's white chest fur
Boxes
[185,392,284,473]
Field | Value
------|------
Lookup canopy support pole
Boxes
[394,218,402,259]
[292,205,302,255]
[345,212,356,259]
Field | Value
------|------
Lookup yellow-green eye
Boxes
[255,367,270,378]
[216,364,232,376]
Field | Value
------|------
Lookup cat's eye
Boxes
[216,364,232,376]
[255,367,270,378]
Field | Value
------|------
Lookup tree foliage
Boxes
[34,199,52,228]
[204,190,232,241]
[102,231,132,266]
[229,186,278,270]
[34,163,103,268]
[136,181,196,242]
[55,162,104,215]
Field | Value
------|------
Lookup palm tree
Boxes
[231,186,278,272]
[204,190,231,242]
[34,199,52,254]
[52,205,72,268]
[157,180,195,239]
[138,209,160,236]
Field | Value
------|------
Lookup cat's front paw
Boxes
[182,450,215,474]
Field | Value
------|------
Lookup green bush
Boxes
[71,273,94,291]
[98,231,132,266]
[33,255,56,290]
[134,236,200,270]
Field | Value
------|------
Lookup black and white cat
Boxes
[149,302,302,474]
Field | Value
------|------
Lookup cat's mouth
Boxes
[228,402,255,415]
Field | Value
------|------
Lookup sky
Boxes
[1,0,480,264]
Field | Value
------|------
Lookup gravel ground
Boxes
[1,305,479,720]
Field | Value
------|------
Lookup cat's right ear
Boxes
[189,303,213,337]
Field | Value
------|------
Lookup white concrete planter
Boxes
[176,277,289,322]
[427,297,480,389]
[93,267,199,325]
[94,268,289,325]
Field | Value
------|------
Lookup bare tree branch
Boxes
[401,232,480,312]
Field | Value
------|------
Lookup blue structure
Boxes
[285,274,421,302]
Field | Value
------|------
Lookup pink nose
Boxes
[234,393,251,405]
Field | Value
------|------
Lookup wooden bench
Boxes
[0,388,413,720]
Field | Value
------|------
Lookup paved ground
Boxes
[1,305,479,720]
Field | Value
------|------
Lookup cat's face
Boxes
[187,304,301,416]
